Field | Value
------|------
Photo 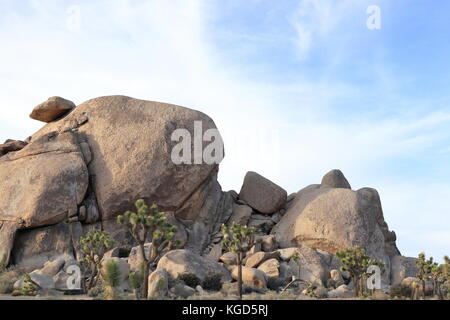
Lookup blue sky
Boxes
[0,0,449,261]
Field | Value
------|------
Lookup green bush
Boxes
[202,272,223,291]
[179,272,201,288]
[103,259,122,300]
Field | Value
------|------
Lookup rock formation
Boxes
[0,95,419,296]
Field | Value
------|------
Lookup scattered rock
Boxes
[259,235,278,252]
[238,171,287,215]
[257,258,280,278]
[219,252,238,265]
[228,204,253,226]
[157,249,231,282]
[205,244,223,262]
[172,283,196,298]
[0,140,27,155]
[245,251,279,268]
[330,269,344,283]
[327,284,355,298]
[230,266,267,289]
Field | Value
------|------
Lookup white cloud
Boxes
[0,0,448,260]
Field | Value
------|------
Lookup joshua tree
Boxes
[221,222,257,300]
[336,246,384,297]
[103,259,122,300]
[79,228,115,291]
[117,199,179,299]
[430,256,450,300]
[416,252,433,299]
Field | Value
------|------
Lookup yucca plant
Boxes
[221,222,257,300]
[117,200,179,299]
[103,259,122,300]
[79,228,115,291]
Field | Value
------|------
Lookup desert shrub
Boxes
[202,272,223,291]
[103,259,122,300]
[129,267,144,300]
[179,272,201,288]
[389,283,414,299]
[87,282,104,298]
[20,274,37,296]
[267,277,288,291]
[0,267,24,294]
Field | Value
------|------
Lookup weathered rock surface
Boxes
[278,246,330,285]
[257,258,280,278]
[227,204,253,226]
[31,96,221,222]
[390,256,419,285]
[0,140,27,156]
[245,251,279,269]
[148,269,169,298]
[11,223,77,269]
[30,96,76,123]
[0,131,89,265]
[157,249,231,282]
[321,169,351,189]
[238,171,287,215]
[271,180,399,287]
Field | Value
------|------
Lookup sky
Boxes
[0,0,449,261]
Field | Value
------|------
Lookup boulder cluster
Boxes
[0,96,420,298]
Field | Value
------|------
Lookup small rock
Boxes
[259,235,278,252]
[220,252,238,265]
[257,258,280,278]
[230,266,267,289]
[245,251,279,268]
[173,283,196,299]
[327,284,355,298]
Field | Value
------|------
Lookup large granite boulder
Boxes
[238,171,287,215]
[0,131,89,265]
[271,173,400,288]
[157,249,231,282]
[31,96,222,222]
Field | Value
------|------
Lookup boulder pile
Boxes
[0,95,417,297]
